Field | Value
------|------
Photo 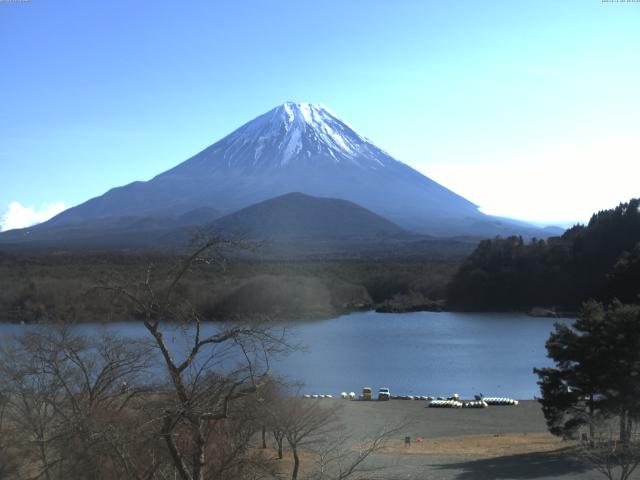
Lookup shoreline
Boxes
[0,305,577,325]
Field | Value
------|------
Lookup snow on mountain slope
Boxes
[167,102,395,172]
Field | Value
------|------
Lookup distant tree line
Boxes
[0,254,459,324]
[447,198,640,311]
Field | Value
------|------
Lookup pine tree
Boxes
[535,301,640,442]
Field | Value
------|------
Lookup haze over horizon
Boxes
[1,1,639,231]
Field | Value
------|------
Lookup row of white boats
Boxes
[301,392,519,407]
[428,398,519,408]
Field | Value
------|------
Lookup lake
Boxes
[0,311,570,399]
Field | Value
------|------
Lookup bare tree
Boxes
[309,423,405,480]
[0,392,20,479]
[0,326,158,480]
[104,240,293,480]
[577,415,640,480]
[254,377,289,453]
[0,240,295,480]
[276,398,343,480]
[266,393,403,480]
[256,378,289,460]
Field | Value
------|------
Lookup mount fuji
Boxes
[3,102,558,248]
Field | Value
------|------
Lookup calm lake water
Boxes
[0,311,570,399]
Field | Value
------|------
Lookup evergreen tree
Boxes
[447,198,640,310]
[535,301,640,443]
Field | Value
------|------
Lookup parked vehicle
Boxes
[378,387,390,401]
[362,387,372,400]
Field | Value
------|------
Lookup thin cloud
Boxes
[0,201,66,232]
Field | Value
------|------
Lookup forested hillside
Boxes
[447,198,640,311]
[0,254,457,323]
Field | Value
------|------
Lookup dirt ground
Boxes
[380,432,566,459]
[268,399,638,480]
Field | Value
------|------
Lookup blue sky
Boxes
[1,0,639,229]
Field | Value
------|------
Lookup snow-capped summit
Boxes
[36,102,547,238]
[258,102,378,166]
[174,102,395,171]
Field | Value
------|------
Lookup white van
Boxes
[378,387,390,401]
